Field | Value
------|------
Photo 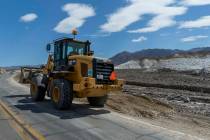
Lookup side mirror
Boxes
[46,44,51,52]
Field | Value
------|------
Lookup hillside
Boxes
[110,47,210,65]
[116,56,210,72]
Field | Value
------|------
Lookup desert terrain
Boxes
[105,69,210,139]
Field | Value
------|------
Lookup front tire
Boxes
[87,95,108,107]
[30,74,46,101]
[50,79,73,110]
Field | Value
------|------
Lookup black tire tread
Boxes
[50,79,73,110]
[30,74,46,101]
[87,95,108,107]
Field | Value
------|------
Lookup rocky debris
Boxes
[117,69,210,89]
[117,69,210,117]
[116,56,210,74]
[159,56,210,72]
[167,94,190,103]
[123,85,210,117]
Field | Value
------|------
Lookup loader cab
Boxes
[48,38,92,70]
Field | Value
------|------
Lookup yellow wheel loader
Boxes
[29,36,124,110]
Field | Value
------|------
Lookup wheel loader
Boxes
[29,34,124,110]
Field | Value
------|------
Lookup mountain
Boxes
[110,47,210,65]
[110,51,133,66]
[189,47,210,53]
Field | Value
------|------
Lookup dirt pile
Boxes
[13,71,21,82]
[73,93,174,119]
[0,68,6,74]
[106,93,174,118]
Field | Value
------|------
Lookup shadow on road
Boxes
[5,94,110,120]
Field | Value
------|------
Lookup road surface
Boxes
[0,105,22,140]
[0,73,203,140]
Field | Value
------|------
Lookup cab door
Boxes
[54,42,67,70]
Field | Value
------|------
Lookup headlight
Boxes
[68,59,77,66]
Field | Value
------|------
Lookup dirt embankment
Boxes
[0,68,6,74]
[117,70,210,116]
[106,88,210,139]
[117,69,210,88]
[113,70,210,139]
[106,94,173,118]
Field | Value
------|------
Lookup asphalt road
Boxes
[0,107,22,140]
[0,73,203,140]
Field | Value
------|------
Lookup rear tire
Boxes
[87,95,108,107]
[50,79,73,110]
[30,74,47,101]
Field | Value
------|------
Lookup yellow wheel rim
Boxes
[52,87,60,103]
[31,83,37,96]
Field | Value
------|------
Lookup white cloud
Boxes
[181,0,210,6]
[181,35,208,42]
[100,0,187,33]
[20,13,38,23]
[128,6,187,33]
[132,36,147,42]
[179,16,210,29]
[54,3,95,34]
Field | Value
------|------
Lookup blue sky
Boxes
[1,0,210,66]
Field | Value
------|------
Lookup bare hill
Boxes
[111,47,210,65]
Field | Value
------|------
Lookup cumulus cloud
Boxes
[20,13,38,23]
[132,36,147,42]
[100,0,187,33]
[54,3,95,34]
[128,6,187,33]
[181,0,210,6]
[179,16,210,29]
[181,35,208,42]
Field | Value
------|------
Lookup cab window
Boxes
[66,42,86,56]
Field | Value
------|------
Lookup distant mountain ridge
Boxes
[110,47,210,65]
